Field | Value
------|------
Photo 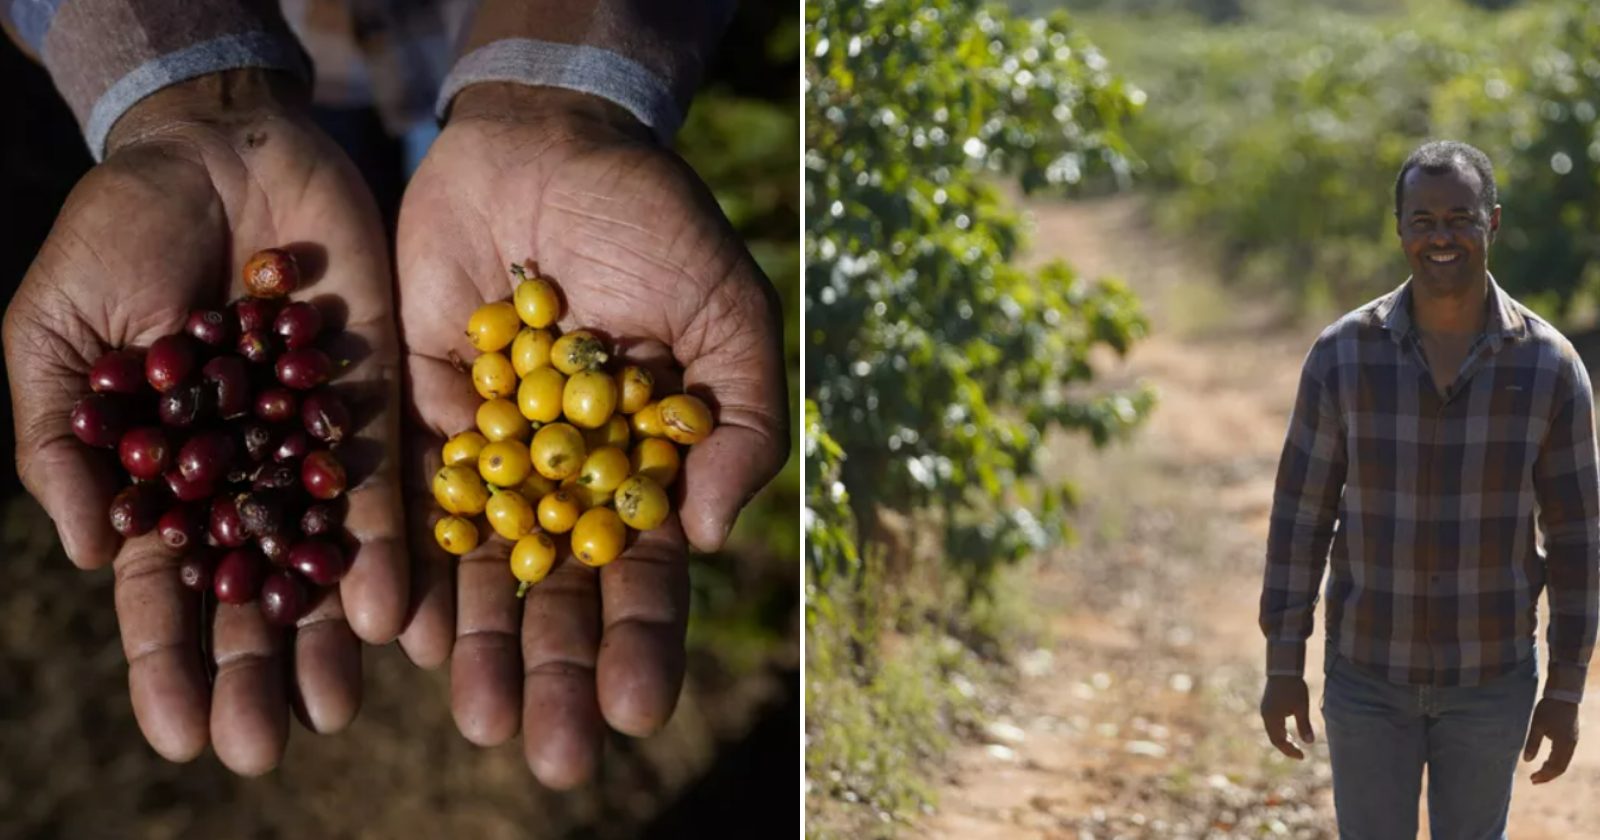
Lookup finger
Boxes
[397,413,459,669]
[113,537,210,761]
[597,517,690,736]
[1533,736,1577,784]
[257,151,409,646]
[522,558,604,789]
[1294,706,1316,744]
[450,535,522,747]
[210,596,290,776]
[4,309,122,569]
[1524,721,1545,762]
[289,588,362,734]
[324,330,409,646]
[676,269,789,553]
[1263,715,1304,760]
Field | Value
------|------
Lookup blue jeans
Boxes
[1321,651,1538,839]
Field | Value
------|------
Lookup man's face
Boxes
[1396,163,1500,295]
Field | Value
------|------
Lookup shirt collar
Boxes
[1374,274,1527,348]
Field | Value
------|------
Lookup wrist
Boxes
[104,68,311,158]
[446,82,653,146]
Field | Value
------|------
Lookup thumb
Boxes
[4,306,123,569]
[674,273,789,554]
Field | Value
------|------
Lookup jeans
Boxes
[1321,650,1538,839]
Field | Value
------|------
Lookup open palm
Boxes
[394,85,788,786]
[3,85,407,774]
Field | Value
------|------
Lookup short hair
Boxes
[1393,140,1498,218]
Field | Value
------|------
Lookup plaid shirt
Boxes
[1261,276,1600,703]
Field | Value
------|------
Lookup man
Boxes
[1,0,786,785]
[1258,140,1600,836]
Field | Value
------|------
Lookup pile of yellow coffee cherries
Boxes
[432,263,714,596]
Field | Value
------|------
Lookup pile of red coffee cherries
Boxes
[69,248,353,626]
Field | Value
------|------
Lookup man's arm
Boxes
[3,0,310,160]
[1533,349,1600,705]
[1258,335,1345,760]
[1260,335,1347,677]
[434,0,738,142]
[1523,347,1599,784]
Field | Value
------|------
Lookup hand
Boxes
[1524,697,1580,784]
[1260,675,1316,760]
[394,84,788,786]
[2,70,408,773]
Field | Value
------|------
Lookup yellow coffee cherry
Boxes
[511,327,555,377]
[577,446,631,494]
[510,532,558,597]
[550,330,608,375]
[631,401,665,438]
[530,422,586,480]
[476,398,530,442]
[572,508,627,568]
[614,474,670,531]
[520,471,559,501]
[466,301,520,352]
[472,351,518,400]
[584,415,631,451]
[486,488,537,541]
[537,490,582,533]
[630,437,681,487]
[514,276,561,328]
[563,369,618,429]
[615,366,654,414]
[562,475,612,510]
[434,515,480,556]
[432,465,489,516]
[442,430,489,466]
[517,367,566,424]
[658,394,713,445]
[478,439,533,487]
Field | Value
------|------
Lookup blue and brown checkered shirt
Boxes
[1261,276,1600,703]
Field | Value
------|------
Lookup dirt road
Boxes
[920,196,1600,838]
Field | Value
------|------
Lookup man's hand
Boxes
[394,84,788,787]
[1524,697,1580,784]
[1261,675,1316,760]
[3,69,408,773]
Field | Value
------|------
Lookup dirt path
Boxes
[919,196,1600,838]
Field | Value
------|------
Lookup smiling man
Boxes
[1258,140,1600,836]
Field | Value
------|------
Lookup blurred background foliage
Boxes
[804,0,1154,834]
[1072,0,1600,321]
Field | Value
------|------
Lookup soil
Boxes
[919,195,1600,839]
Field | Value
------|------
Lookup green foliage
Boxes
[1086,0,1600,319]
[806,0,1155,595]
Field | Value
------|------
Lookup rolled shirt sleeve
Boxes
[435,0,738,141]
[7,0,311,160]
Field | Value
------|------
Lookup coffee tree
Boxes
[805,0,1154,596]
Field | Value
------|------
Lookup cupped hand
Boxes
[394,84,788,786]
[2,70,408,774]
